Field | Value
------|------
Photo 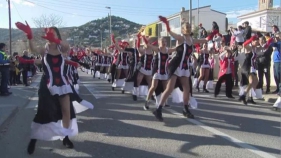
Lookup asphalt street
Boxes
[0,72,280,158]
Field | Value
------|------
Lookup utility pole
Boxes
[8,0,12,55]
[197,0,199,26]
[100,30,103,49]
[106,6,112,45]
[189,0,192,28]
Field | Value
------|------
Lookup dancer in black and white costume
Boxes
[195,43,211,93]
[132,34,155,101]
[108,45,119,85]
[142,36,175,110]
[152,17,206,121]
[100,49,113,81]
[15,22,83,154]
[93,50,103,79]
[239,35,273,105]
[111,37,130,92]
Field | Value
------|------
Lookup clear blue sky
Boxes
[0,0,280,28]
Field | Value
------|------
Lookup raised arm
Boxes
[243,35,257,52]
[159,16,182,41]
[167,47,176,54]
[111,34,124,52]
[15,21,44,54]
[142,36,158,52]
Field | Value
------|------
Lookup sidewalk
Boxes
[211,81,278,104]
[0,74,41,136]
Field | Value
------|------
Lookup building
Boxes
[237,0,281,32]
[143,5,227,46]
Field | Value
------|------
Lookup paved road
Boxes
[0,72,280,158]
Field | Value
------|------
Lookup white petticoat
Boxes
[102,64,111,67]
[206,81,214,90]
[171,88,198,109]
[106,73,112,80]
[192,78,204,89]
[132,86,148,96]
[112,79,125,88]
[153,73,168,80]
[174,67,190,77]
[201,64,210,69]
[30,118,78,141]
[122,81,134,91]
[139,68,152,76]
[73,100,94,114]
[48,84,73,96]
[239,86,263,99]
[95,71,100,78]
[273,97,281,108]
[117,65,129,69]
[99,73,106,80]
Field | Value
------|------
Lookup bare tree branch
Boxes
[33,14,64,28]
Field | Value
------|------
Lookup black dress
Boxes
[139,53,153,76]
[30,53,78,141]
[240,52,257,86]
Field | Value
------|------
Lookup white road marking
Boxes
[25,93,38,109]
[165,108,277,158]
[135,94,276,157]
[82,83,108,99]
[29,74,42,88]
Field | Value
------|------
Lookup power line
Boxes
[11,1,24,21]
[26,0,171,15]
[27,0,257,14]
[24,0,103,18]
[25,0,258,18]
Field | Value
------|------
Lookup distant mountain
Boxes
[67,15,143,47]
[0,15,142,53]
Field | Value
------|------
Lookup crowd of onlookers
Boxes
[0,43,41,96]
[198,22,280,94]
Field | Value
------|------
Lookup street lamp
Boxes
[105,6,112,45]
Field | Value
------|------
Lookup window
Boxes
[162,23,166,31]
[148,28,152,36]
[192,16,195,27]
[169,17,180,29]
[260,16,266,27]
[270,16,279,27]
[158,23,162,37]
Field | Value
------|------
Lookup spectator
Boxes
[9,56,17,86]
[242,21,252,40]
[198,23,207,39]
[272,25,280,36]
[265,33,271,41]
[231,43,239,87]
[272,33,281,94]
[231,26,244,46]
[256,31,263,38]
[213,33,222,50]
[15,56,22,84]
[257,36,273,93]
[21,50,31,86]
[0,43,12,96]
[224,30,232,46]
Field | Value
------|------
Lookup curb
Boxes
[210,86,277,104]
[0,74,41,139]
[0,107,19,139]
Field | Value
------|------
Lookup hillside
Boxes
[0,15,142,53]
[67,15,143,47]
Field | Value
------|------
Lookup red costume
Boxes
[218,55,235,80]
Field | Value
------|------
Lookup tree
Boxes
[33,14,65,28]
[31,14,67,54]
[192,26,200,39]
